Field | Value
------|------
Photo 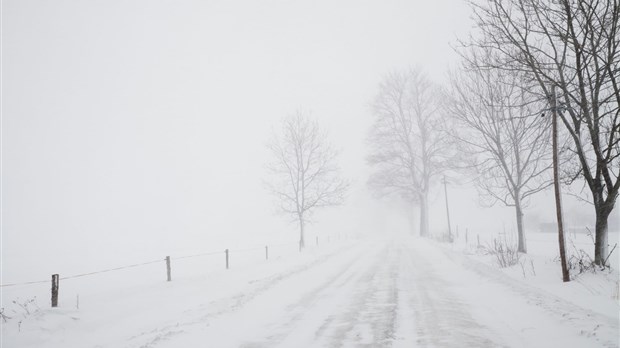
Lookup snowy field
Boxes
[2,232,618,348]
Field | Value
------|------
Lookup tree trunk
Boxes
[515,196,526,253]
[594,216,609,266]
[594,203,611,266]
[299,215,306,250]
[419,193,429,238]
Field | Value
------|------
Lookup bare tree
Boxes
[446,54,552,253]
[367,68,451,237]
[467,0,620,266]
[266,111,348,249]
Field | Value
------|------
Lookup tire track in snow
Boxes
[397,242,501,348]
[320,243,399,347]
[237,243,389,347]
[236,242,400,347]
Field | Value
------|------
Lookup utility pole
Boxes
[443,176,452,242]
[550,85,570,282]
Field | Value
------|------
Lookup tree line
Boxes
[264,0,618,276]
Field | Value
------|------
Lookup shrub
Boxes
[483,239,521,268]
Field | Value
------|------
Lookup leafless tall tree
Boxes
[446,54,552,253]
[367,69,451,237]
[467,0,620,266]
[266,111,348,249]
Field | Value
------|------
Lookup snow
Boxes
[2,234,619,347]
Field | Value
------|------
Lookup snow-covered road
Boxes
[126,238,618,348]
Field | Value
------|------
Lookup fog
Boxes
[3,0,470,280]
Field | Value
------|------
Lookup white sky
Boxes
[4,0,606,283]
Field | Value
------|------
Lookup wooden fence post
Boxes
[465,228,468,244]
[225,249,229,269]
[316,236,319,246]
[477,234,480,248]
[265,246,269,260]
[166,256,171,281]
[51,274,59,308]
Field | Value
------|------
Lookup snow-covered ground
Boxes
[2,234,618,347]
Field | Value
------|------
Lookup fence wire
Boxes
[0,241,302,287]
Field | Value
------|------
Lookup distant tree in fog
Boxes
[445,52,552,253]
[367,68,452,237]
[266,111,349,249]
